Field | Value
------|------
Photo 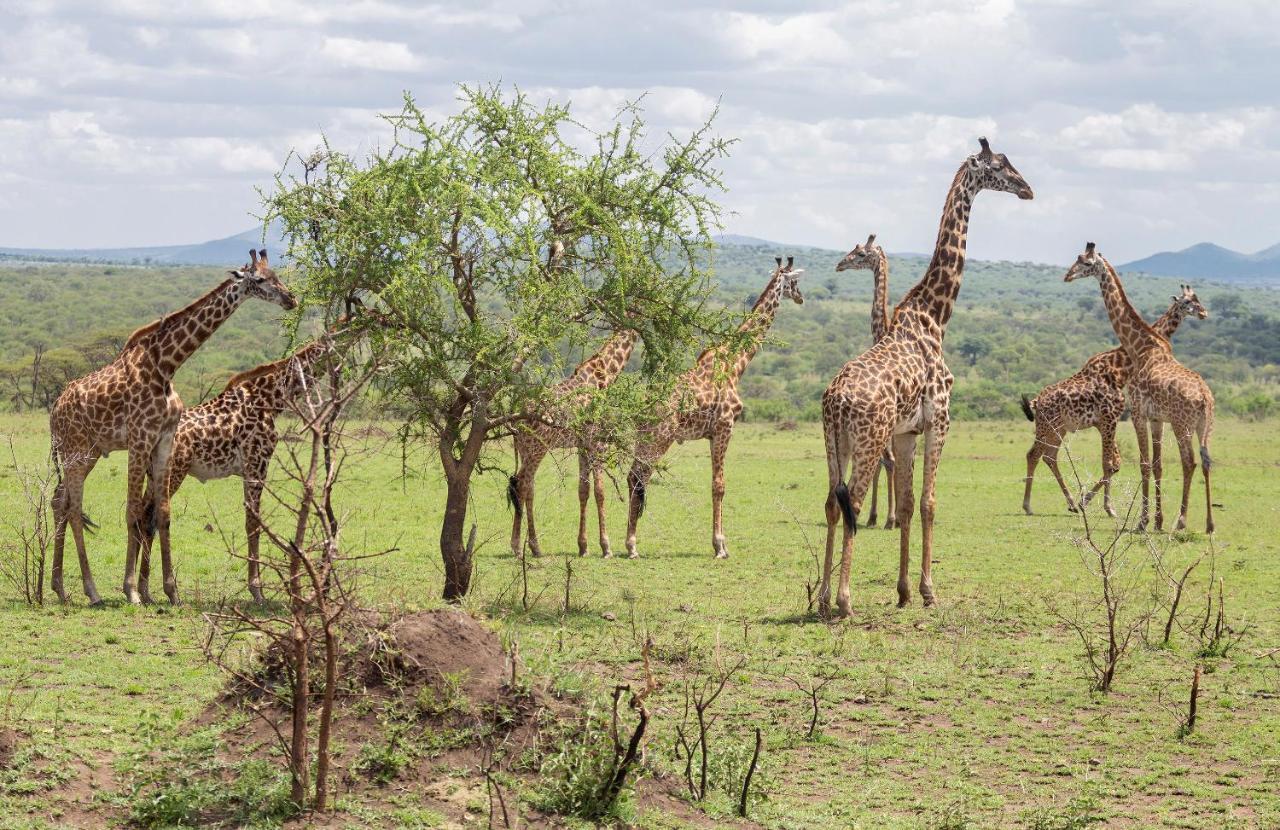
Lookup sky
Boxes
[2,0,1279,264]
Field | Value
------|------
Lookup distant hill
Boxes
[5,223,1280,288]
[1120,241,1280,284]
[0,224,286,266]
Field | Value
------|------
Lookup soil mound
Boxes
[384,608,511,706]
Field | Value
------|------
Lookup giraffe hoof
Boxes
[714,550,729,560]
[922,594,937,608]
[601,550,613,560]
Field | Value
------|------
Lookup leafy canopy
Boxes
[267,85,742,454]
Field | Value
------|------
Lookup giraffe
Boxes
[49,250,297,605]
[835,234,897,530]
[1064,243,1216,533]
[137,331,340,603]
[818,138,1034,618]
[508,326,640,558]
[624,256,805,560]
[1020,284,1207,517]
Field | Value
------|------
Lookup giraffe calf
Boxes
[139,336,336,603]
[1020,286,1206,519]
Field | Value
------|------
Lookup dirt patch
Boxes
[0,726,16,769]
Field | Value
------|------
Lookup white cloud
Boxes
[0,1,1278,260]
[320,37,423,72]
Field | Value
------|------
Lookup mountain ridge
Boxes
[3,227,1279,285]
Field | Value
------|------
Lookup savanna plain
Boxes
[0,410,1277,829]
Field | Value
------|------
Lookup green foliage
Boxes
[527,705,636,822]
[353,726,415,786]
[1020,791,1103,830]
[124,726,297,829]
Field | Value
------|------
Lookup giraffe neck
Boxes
[143,279,248,377]
[1150,299,1187,339]
[1096,257,1165,360]
[259,340,333,411]
[569,329,639,389]
[726,269,785,382]
[897,165,978,333]
[870,249,891,342]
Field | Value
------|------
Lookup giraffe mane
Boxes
[223,354,293,391]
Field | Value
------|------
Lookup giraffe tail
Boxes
[507,475,522,521]
[1019,394,1036,422]
[834,481,856,534]
[628,468,646,519]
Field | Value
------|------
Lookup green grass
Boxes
[1,412,1278,828]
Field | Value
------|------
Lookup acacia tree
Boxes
[268,86,739,600]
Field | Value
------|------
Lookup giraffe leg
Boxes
[509,446,526,558]
[918,419,950,608]
[1151,420,1165,531]
[55,457,99,605]
[244,468,266,603]
[1041,442,1077,513]
[882,449,897,530]
[1172,426,1196,532]
[593,462,612,558]
[818,422,850,618]
[867,462,881,528]
[121,450,149,605]
[1198,415,1214,534]
[710,423,734,559]
[1080,421,1117,513]
[1132,417,1152,532]
[1099,421,1120,519]
[836,441,880,618]
[1022,439,1044,515]
[891,433,918,609]
[51,476,68,604]
[625,433,673,559]
[518,445,547,558]
[577,450,591,557]
[149,430,178,604]
[137,478,156,605]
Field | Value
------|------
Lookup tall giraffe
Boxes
[49,250,297,605]
[1064,243,1216,533]
[818,139,1034,618]
[624,256,805,560]
[835,234,897,530]
[137,331,340,603]
[508,326,639,558]
[1021,285,1207,517]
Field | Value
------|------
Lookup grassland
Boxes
[0,412,1277,828]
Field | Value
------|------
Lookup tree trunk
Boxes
[441,469,474,602]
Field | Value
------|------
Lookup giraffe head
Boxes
[967,137,1034,200]
[835,234,884,273]
[1174,284,1209,320]
[1062,241,1108,283]
[775,255,806,305]
[229,249,298,310]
